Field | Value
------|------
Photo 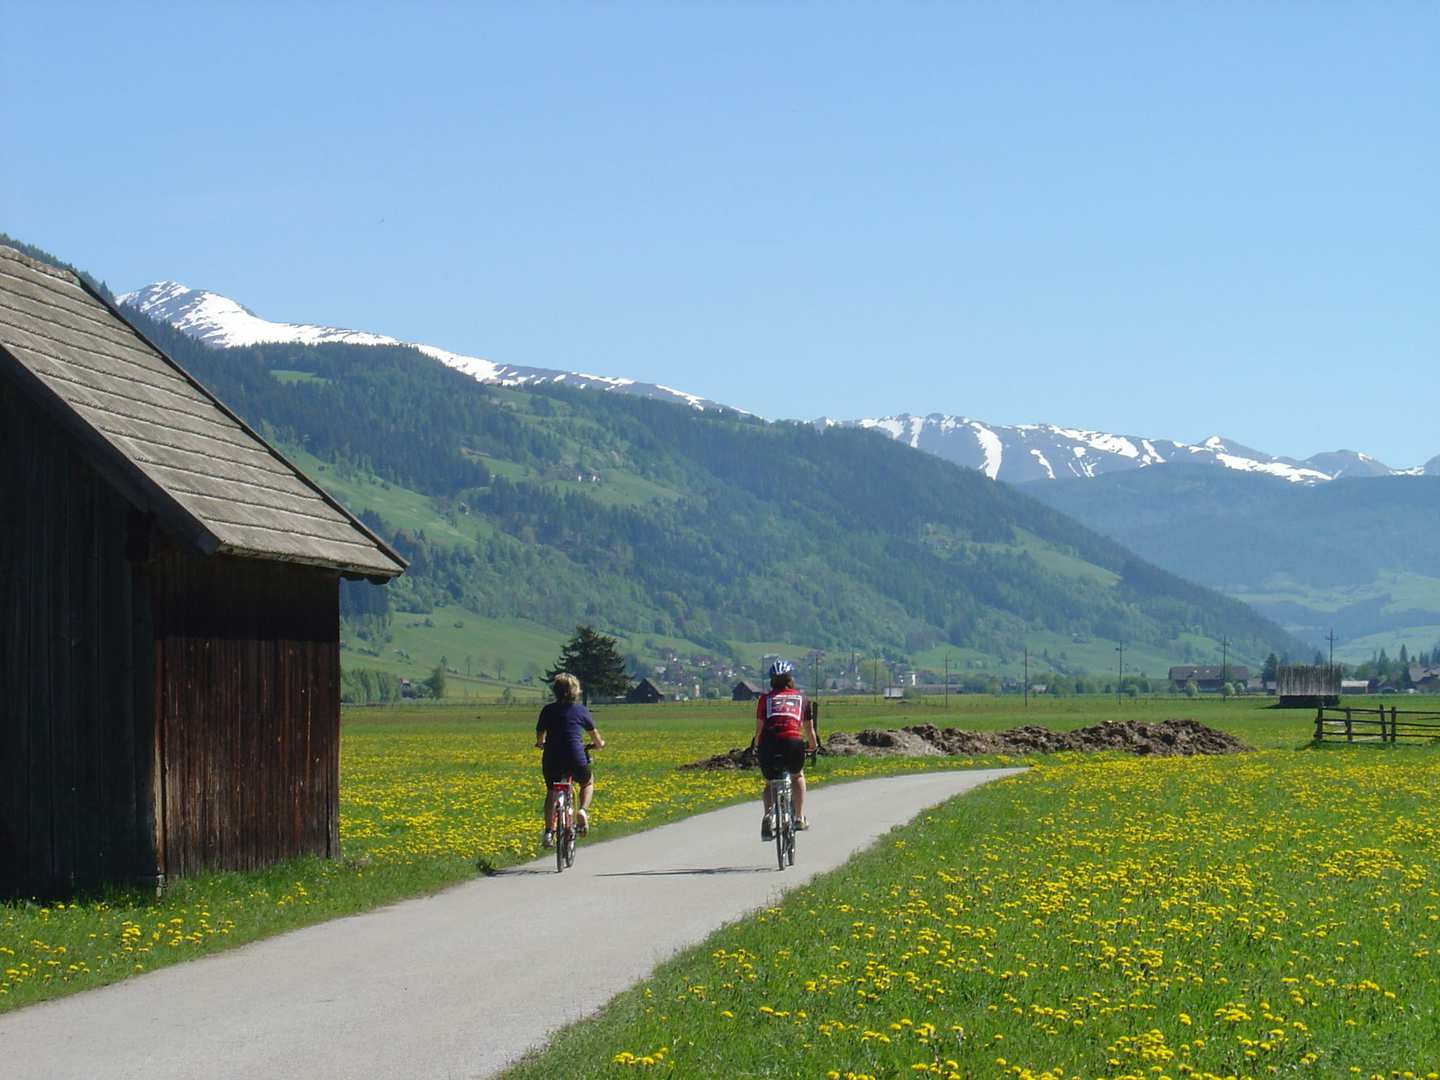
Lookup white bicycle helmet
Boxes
[768,659,794,677]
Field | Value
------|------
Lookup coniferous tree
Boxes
[547,626,631,705]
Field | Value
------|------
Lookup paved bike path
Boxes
[6,767,1022,1080]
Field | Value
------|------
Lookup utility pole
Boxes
[873,657,879,701]
[1221,636,1229,686]
[1116,642,1124,706]
[1327,628,1336,674]
[944,655,949,708]
[1024,646,1029,708]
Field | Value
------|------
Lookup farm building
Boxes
[732,680,764,701]
[1276,665,1340,708]
[626,678,667,704]
[0,245,405,899]
[1167,665,1251,693]
[1408,665,1440,691]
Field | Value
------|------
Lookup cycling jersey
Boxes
[757,689,806,740]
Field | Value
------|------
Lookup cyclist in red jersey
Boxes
[754,659,819,841]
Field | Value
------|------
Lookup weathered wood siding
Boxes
[150,553,341,878]
[0,387,156,898]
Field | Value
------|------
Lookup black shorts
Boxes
[758,736,806,780]
[542,754,592,786]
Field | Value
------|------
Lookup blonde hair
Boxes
[552,672,582,704]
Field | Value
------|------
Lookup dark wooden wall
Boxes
[0,388,156,898]
[150,552,340,878]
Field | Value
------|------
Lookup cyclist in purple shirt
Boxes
[535,673,604,848]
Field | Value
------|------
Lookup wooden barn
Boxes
[0,245,405,898]
[626,678,667,704]
[1276,665,1340,709]
[732,680,764,701]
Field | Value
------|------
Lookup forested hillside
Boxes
[1026,467,1440,658]
[6,237,1305,683]
[126,305,1300,666]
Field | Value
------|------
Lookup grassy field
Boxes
[500,715,1440,1079]
[7,695,1437,1080]
[502,750,1440,1080]
[0,695,1038,1014]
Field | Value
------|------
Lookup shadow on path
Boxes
[595,866,771,878]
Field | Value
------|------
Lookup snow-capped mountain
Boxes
[117,281,726,411]
[826,414,1434,485]
[117,281,1433,484]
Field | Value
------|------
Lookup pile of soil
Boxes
[679,719,1249,770]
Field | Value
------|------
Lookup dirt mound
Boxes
[679,744,760,770]
[680,719,1248,770]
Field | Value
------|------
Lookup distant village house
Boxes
[1168,665,1251,693]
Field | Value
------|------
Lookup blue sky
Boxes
[5,4,1437,464]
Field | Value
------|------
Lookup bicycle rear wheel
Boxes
[774,790,789,871]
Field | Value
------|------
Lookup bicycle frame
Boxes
[551,779,577,872]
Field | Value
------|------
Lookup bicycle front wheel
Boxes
[556,792,569,874]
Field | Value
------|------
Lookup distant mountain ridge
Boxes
[103,278,1304,670]
[117,281,730,412]
[117,278,1437,486]
[825,414,1436,485]
[3,238,1304,675]
[1024,466,1440,660]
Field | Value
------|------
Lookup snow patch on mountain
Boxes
[972,422,1003,480]
[118,280,728,412]
[118,282,400,349]
[827,413,1430,486]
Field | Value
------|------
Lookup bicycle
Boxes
[805,700,821,768]
[767,772,797,871]
[550,777,577,873]
[547,742,598,873]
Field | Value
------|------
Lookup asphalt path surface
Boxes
[7,767,1021,1080]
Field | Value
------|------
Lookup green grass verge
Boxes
[499,746,1440,1080]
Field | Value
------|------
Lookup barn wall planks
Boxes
[2,385,342,898]
[150,553,340,879]
[0,386,157,898]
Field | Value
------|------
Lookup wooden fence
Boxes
[1313,706,1440,744]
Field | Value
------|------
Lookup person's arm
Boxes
[753,696,766,747]
[535,713,546,750]
[588,726,605,750]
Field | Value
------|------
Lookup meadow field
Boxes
[1,693,1033,1013]
[500,702,1440,1080]
[5,694,1437,1080]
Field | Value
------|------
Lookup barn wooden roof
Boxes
[0,245,404,579]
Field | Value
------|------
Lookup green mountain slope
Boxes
[123,318,1301,672]
[1024,467,1440,660]
[6,237,1304,685]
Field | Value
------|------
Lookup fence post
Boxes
[1391,705,1399,743]
[1345,708,1353,742]
[1314,706,1323,742]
